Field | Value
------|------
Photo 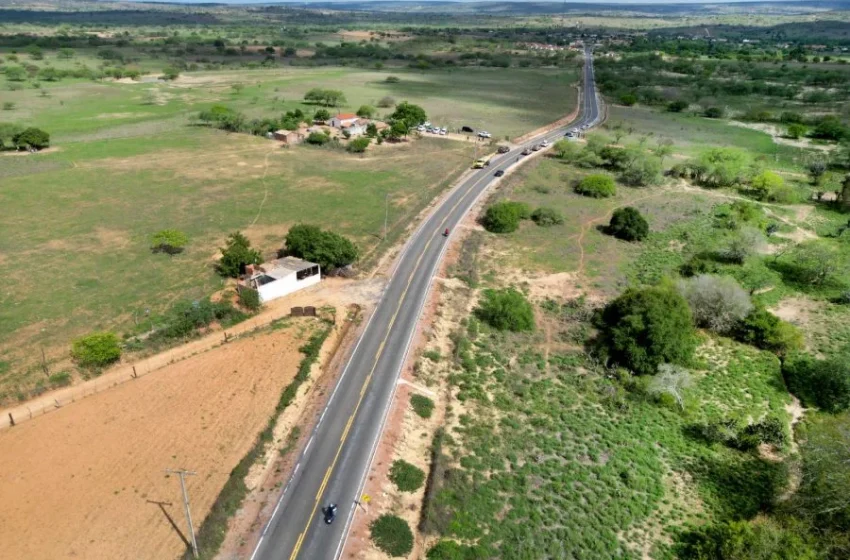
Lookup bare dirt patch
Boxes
[770,296,824,330]
[0,320,316,560]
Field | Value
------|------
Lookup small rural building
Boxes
[273,130,305,145]
[241,257,321,303]
[342,118,369,137]
[330,113,359,129]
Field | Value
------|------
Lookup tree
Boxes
[554,139,582,160]
[676,275,753,333]
[283,224,359,272]
[387,120,409,141]
[356,105,375,118]
[481,201,530,233]
[789,240,843,286]
[370,515,413,557]
[151,229,189,255]
[811,115,849,142]
[303,88,346,107]
[313,108,331,122]
[667,99,689,113]
[608,207,649,241]
[621,153,662,187]
[218,231,261,278]
[530,207,564,227]
[703,106,725,118]
[347,137,370,153]
[475,288,535,332]
[389,101,427,129]
[787,123,807,139]
[750,170,786,201]
[4,65,26,81]
[807,159,828,186]
[377,95,396,108]
[12,127,50,150]
[694,148,751,188]
[575,174,616,198]
[365,122,378,137]
[678,519,819,560]
[734,306,803,356]
[653,139,674,167]
[595,286,696,375]
[723,226,767,264]
[160,66,180,81]
[648,364,692,410]
[40,66,60,82]
[784,352,850,413]
[71,332,122,368]
[0,122,24,148]
[619,93,638,106]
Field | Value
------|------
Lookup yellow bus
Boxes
[472,153,495,169]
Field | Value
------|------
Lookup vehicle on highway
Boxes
[323,504,338,525]
[541,139,550,147]
[494,169,505,177]
[497,145,510,154]
[521,148,531,156]
[565,131,575,138]
[472,153,495,169]
[443,228,450,237]
[532,144,541,151]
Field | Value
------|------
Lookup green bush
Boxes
[475,288,535,332]
[48,371,72,388]
[218,231,261,278]
[283,224,359,272]
[151,229,189,255]
[370,514,414,557]
[12,127,50,150]
[703,106,725,119]
[595,286,696,375]
[239,288,261,312]
[608,206,649,241]
[153,298,247,342]
[411,394,435,418]
[71,332,122,369]
[677,519,818,560]
[389,459,426,492]
[346,137,370,153]
[575,174,616,198]
[784,352,850,413]
[305,131,330,145]
[530,207,564,227]
[734,307,803,357]
[481,201,530,233]
[427,540,487,559]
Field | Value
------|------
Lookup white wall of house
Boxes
[257,271,321,303]
[330,116,357,129]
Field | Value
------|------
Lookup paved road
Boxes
[251,47,600,560]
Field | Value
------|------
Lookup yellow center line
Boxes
[287,165,500,559]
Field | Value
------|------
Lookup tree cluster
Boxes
[282,224,359,273]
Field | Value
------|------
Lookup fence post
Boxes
[8,413,14,427]
[132,365,137,379]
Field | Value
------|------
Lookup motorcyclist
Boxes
[443,228,450,237]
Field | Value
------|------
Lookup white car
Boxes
[424,121,431,127]
[440,128,447,135]
[541,139,550,147]
[417,125,426,132]
[478,131,492,139]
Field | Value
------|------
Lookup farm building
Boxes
[273,130,305,145]
[342,119,370,137]
[241,257,321,303]
[330,113,358,129]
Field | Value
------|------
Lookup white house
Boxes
[342,118,369,137]
[243,257,321,303]
[330,113,358,129]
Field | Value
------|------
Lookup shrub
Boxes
[677,519,818,560]
[667,99,689,112]
[305,131,330,145]
[389,459,426,492]
[48,371,72,388]
[151,229,189,255]
[676,275,753,333]
[475,288,535,332]
[153,298,246,341]
[722,227,767,264]
[595,286,696,375]
[356,104,375,118]
[750,170,785,201]
[12,127,50,150]
[784,352,850,413]
[410,394,435,418]
[608,207,649,241]
[346,137,370,153]
[370,514,413,557]
[787,123,807,139]
[160,66,180,80]
[530,207,564,227]
[575,174,616,198]
[377,95,396,108]
[71,332,122,369]
[481,201,530,233]
[312,108,331,122]
[734,307,803,357]
[283,224,359,272]
[737,417,787,449]
[427,541,487,559]
[619,93,637,106]
[239,288,261,312]
[217,231,261,278]
[703,106,725,118]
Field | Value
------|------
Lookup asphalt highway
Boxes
[251,47,600,560]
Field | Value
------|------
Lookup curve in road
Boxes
[251,47,600,560]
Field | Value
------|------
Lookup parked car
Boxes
[497,145,510,154]
[478,131,492,138]
[532,144,541,151]
[440,128,447,135]
[417,125,426,132]
[541,139,550,147]
[494,169,505,177]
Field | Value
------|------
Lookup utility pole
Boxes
[165,468,199,558]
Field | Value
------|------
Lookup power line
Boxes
[165,468,199,558]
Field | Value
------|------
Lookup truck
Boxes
[472,153,495,169]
